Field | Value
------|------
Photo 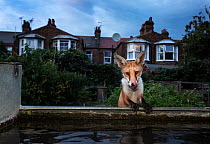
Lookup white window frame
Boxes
[19,38,44,55]
[126,43,149,61]
[53,39,76,51]
[86,51,92,62]
[156,45,178,61]
[104,51,112,64]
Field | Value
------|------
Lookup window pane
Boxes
[165,52,173,60]
[71,41,76,48]
[60,41,68,51]
[158,53,163,60]
[166,45,173,52]
[105,58,111,62]
[136,45,141,51]
[128,52,133,59]
[104,51,111,57]
[158,46,164,52]
[135,52,140,57]
[129,45,134,52]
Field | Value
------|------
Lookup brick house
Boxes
[79,27,128,64]
[0,31,21,54]
[114,17,183,71]
[13,19,83,55]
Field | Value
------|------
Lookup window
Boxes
[60,40,69,51]
[71,40,76,49]
[104,51,112,64]
[38,40,42,48]
[156,45,178,61]
[19,38,44,55]
[86,51,92,62]
[53,40,76,51]
[127,43,149,61]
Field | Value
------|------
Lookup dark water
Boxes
[0,120,210,144]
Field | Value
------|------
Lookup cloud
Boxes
[0,0,209,39]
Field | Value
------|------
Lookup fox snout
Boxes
[130,81,138,91]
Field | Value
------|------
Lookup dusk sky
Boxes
[0,0,209,40]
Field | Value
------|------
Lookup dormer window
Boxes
[52,35,78,52]
[155,39,178,61]
[126,38,150,61]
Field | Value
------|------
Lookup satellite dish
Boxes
[112,33,121,42]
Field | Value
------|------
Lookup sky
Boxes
[0,0,209,40]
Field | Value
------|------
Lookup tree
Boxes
[181,7,210,82]
[0,41,8,60]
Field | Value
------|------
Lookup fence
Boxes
[0,63,22,125]
[156,81,210,104]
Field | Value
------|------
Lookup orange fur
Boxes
[115,51,145,108]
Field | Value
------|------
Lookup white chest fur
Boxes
[121,77,144,103]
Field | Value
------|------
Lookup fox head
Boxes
[114,51,145,91]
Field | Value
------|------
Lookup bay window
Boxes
[126,43,149,61]
[19,38,44,55]
[53,39,76,51]
[156,45,178,61]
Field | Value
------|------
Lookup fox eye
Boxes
[125,72,130,76]
[135,71,139,75]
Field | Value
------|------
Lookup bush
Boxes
[105,82,205,107]
[19,48,90,106]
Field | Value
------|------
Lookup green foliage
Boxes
[144,82,205,107]
[105,82,205,107]
[105,86,122,107]
[151,68,181,81]
[55,49,91,75]
[19,47,90,106]
[181,7,210,82]
[0,41,9,61]
[89,64,121,86]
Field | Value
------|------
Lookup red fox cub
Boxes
[114,51,152,114]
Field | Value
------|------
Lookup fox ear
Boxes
[135,51,145,65]
[114,53,127,67]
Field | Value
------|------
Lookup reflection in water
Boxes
[0,120,210,144]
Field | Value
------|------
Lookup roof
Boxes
[154,39,176,44]
[16,25,77,40]
[52,35,78,40]
[126,38,150,43]
[79,36,129,49]
[99,37,128,49]
[146,64,179,72]
[0,31,21,44]
[18,34,46,39]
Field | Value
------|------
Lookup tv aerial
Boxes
[112,33,121,42]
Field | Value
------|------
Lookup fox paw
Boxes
[143,103,152,114]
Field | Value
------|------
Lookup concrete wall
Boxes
[0,63,22,125]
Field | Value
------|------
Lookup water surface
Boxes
[0,120,210,144]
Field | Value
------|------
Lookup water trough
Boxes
[20,106,210,121]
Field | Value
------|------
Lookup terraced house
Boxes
[8,17,182,70]
[114,17,183,71]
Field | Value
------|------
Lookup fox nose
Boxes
[131,82,138,88]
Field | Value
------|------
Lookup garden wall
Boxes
[0,63,22,125]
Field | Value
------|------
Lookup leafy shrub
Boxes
[89,64,121,86]
[19,47,90,106]
[105,82,205,107]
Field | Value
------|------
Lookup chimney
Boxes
[161,29,169,38]
[22,20,31,32]
[51,19,56,27]
[47,18,51,26]
[140,24,145,35]
[140,17,154,35]
[94,26,101,38]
